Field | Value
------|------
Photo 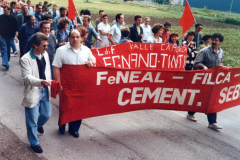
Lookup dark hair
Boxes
[59,7,67,12]
[69,29,81,38]
[83,15,91,21]
[164,21,171,27]
[44,1,48,5]
[80,9,84,15]
[152,23,164,34]
[57,18,69,30]
[3,5,11,10]
[102,14,108,18]
[202,35,212,42]
[134,14,142,21]
[27,0,31,3]
[99,10,104,14]
[32,32,49,48]
[39,20,50,29]
[10,1,16,7]
[187,31,195,37]
[36,4,42,9]
[168,32,179,43]
[121,27,130,37]
[22,4,28,10]
[53,4,57,6]
[26,14,35,22]
[42,14,53,21]
[77,26,88,37]
[83,9,91,15]
[195,23,203,28]
[116,13,123,22]
[212,33,224,42]
[43,7,48,12]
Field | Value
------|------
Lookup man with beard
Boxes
[17,4,29,29]
[18,15,38,58]
[25,21,56,79]
[52,7,73,31]
[187,33,224,131]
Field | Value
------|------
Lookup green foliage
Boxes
[225,18,240,25]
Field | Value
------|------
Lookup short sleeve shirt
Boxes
[52,44,95,68]
[109,24,122,44]
[98,22,110,39]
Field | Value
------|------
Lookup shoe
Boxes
[37,127,44,134]
[13,51,18,56]
[187,114,197,122]
[59,125,65,135]
[68,130,79,138]
[3,65,9,70]
[208,123,222,130]
[31,144,43,153]
[10,53,16,57]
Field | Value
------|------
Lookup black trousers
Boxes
[188,112,217,124]
[59,120,82,132]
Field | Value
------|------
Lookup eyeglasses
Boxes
[42,45,48,47]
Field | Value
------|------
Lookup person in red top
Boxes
[161,21,171,43]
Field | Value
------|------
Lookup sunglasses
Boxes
[42,45,48,47]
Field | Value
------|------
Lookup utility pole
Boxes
[230,0,233,13]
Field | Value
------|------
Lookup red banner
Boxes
[91,43,188,71]
[59,65,240,125]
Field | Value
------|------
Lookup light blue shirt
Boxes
[140,23,151,41]
[147,35,162,43]
[28,6,33,15]
[49,9,60,18]
[0,7,3,15]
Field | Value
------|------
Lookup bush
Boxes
[225,18,240,25]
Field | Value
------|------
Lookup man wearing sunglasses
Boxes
[20,32,52,153]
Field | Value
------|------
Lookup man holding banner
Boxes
[187,33,224,131]
[53,29,96,138]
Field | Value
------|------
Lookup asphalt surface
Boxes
[0,43,240,160]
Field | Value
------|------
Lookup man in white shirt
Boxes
[53,29,96,138]
[97,14,110,48]
[141,17,151,43]
[108,13,124,45]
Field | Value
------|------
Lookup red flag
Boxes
[68,0,76,20]
[179,0,195,37]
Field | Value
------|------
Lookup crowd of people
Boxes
[0,0,225,154]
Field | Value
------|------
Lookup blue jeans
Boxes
[11,38,16,53]
[0,37,12,66]
[25,87,52,146]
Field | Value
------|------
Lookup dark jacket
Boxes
[16,14,28,29]
[129,23,143,43]
[0,14,18,39]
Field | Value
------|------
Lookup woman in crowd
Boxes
[168,32,181,47]
[146,23,163,43]
[55,18,69,48]
[198,34,212,51]
[182,31,197,71]
[77,26,91,48]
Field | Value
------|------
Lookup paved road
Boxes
[0,44,240,160]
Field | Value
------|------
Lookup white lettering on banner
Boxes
[96,71,165,85]
[101,53,185,69]
[219,84,240,104]
[192,72,231,85]
[96,46,116,56]
[117,87,201,106]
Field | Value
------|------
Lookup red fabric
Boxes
[91,43,188,71]
[179,0,195,37]
[59,65,240,125]
[68,0,76,20]
[51,80,61,98]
